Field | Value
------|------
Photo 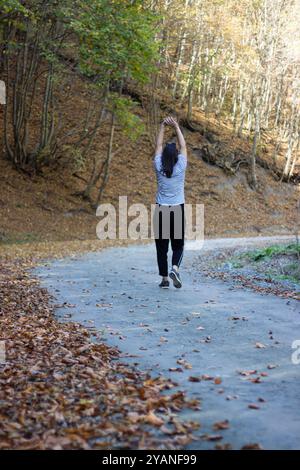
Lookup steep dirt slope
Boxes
[0,80,299,243]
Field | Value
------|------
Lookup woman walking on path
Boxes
[153,116,187,288]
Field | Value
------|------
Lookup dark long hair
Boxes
[161,142,178,178]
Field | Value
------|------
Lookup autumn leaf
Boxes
[248,403,260,410]
[188,376,202,382]
[213,420,230,430]
[201,433,223,441]
[255,342,266,349]
[241,443,263,450]
[144,411,164,426]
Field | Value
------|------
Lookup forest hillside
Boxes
[0,0,299,243]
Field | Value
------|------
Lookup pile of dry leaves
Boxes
[0,259,200,450]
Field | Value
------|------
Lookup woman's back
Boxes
[153,152,187,205]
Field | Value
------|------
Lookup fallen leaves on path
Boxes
[215,442,232,449]
[198,265,300,301]
[176,359,192,369]
[241,443,263,450]
[239,370,257,376]
[0,259,200,450]
[169,367,183,373]
[238,368,270,384]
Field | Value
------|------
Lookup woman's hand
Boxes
[164,116,186,156]
[163,116,178,127]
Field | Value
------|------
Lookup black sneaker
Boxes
[169,269,182,288]
[159,279,169,288]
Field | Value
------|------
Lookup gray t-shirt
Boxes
[153,152,187,205]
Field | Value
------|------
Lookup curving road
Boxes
[35,236,300,449]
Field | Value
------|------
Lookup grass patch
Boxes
[0,232,41,245]
[275,274,299,282]
[231,261,244,268]
[219,242,300,286]
[280,262,300,282]
[246,243,300,262]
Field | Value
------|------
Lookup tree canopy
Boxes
[1,0,299,191]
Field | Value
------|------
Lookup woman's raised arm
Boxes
[155,122,165,155]
[164,117,187,157]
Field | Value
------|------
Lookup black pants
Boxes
[154,203,185,277]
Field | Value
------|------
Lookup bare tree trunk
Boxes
[75,87,110,199]
[94,111,116,208]
[249,106,260,190]
[282,108,298,180]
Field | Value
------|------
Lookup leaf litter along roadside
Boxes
[0,254,200,450]
[191,243,300,301]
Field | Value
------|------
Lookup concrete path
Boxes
[35,236,300,450]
